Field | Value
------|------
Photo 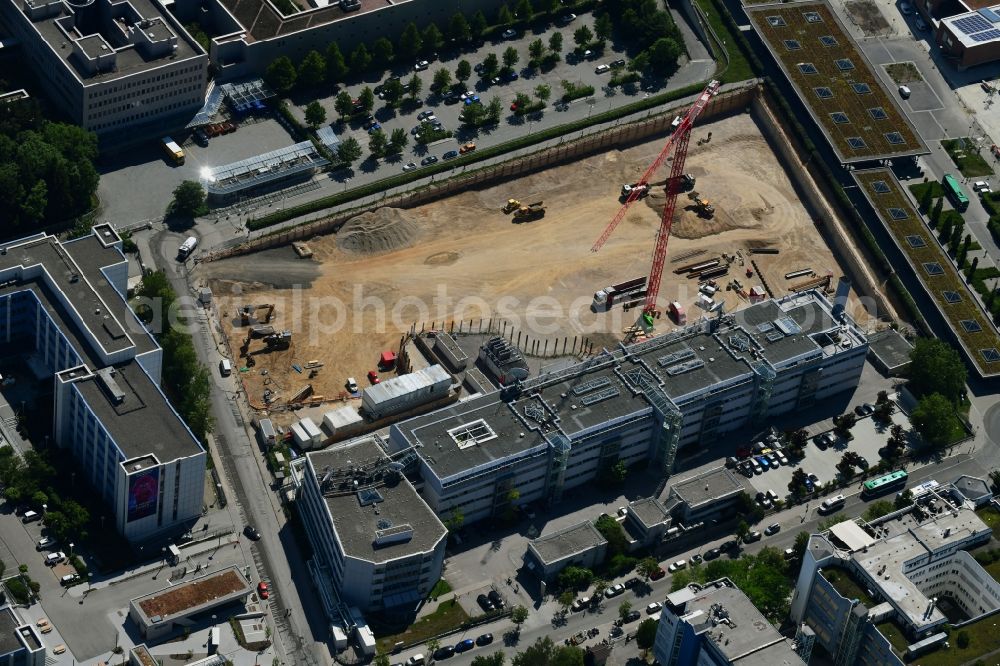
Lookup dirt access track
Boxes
[198,112,872,419]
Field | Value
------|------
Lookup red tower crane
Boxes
[592,80,721,326]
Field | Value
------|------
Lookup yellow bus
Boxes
[161,136,185,166]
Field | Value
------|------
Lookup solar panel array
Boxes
[971,29,1000,41]
[954,14,992,34]
[581,387,621,406]
[657,348,696,367]
[950,13,1000,42]
[666,359,706,376]
[766,331,786,343]
[756,322,775,333]
[572,376,612,395]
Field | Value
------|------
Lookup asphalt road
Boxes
[148,227,332,666]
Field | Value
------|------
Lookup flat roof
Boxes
[670,467,745,509]
[0,607,23,655]
[942,7,1000,47]
[528,521,607,565]
[829,520,877,551]
[866,329,913,372]
[393,292,864,481]
[74,363,203,461]
[745,0,927,162]
[220,0,386,42]
[628,498,670,529]
[674,581,804,664]
[23,0,203,83]
[133,566,250,624]
[853,169,1000,377]
[364,365,450,406]
[307,438,447,564]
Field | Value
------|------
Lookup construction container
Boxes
[257,418,277,446]
[696,294,714,310]
[299,417,323,447]
[362,365,452,419]
[379,351,397,369]
[322,407,364,437]
[479,337,529,385]
[749,286,767,303]
[433,332,469,370]
[669,302,686,325]
[290,422,310,447]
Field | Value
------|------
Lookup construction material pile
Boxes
[337,208,420,255]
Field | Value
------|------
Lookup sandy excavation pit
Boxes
[199,112,874,421]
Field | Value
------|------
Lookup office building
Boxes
[0,0,208,136]
[0,605,44,666]
[0,226,205,542]
[524,521,608,582]
[654,578,806,665]
[295,437,447,615]
[388,291,867,525]
[129,566,252,640]
[792,497,993,664]
[665,466,746,525]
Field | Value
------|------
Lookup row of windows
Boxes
[91,64,202,96]
[91,77,201,108]
[89,96,199,130]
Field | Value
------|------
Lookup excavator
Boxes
[688,191,715,218]
[512,201,545,223]
[239,303,275,325]
[502,199,524,214]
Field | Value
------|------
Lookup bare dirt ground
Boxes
[845,0,891,36]
[197,113,871,419]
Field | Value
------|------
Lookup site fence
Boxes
[201,83,759,263]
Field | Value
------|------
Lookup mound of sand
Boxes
[337,208,420,255]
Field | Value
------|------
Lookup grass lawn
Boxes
[942,138,996,178]
[910,181,946,201]
[374,599,470,654]
[695,0,752,83]
[976,507,1000,539]
[876,621,910,655]
[908,616,1000,666]
[884,62,923,84]
[823,570,875,607]
[430,578,452,598]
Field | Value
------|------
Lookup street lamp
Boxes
[68,543,74,557]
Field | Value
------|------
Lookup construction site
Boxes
[197,86,886,427]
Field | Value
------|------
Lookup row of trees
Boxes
[907,338,967,450]
[0,97,100,232]
[0,448,91,544]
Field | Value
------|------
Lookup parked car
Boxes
[649,567,666,581]
[193,128,209,147]
[415,60,430,71]
[720,539,739,552]
[36,619,52,634]
[476,633,494,646]
[488,590,504,608]
[257,581,269,599]
[434,646,455,660]
[857,456,870,469]
[646,602,662,614]
[444,94,461,105]
[464,95,481,106]
[36,537,57,551]
[52,644,66,655]
[755,492,772,509]
[559,13,577,24]
[244,525,261,540]
[899,85,911,99]
[624,577,641,589]
[690,553,703,564]
[571,596,591,612]
[595,64,611,74]
[776,450,789,465]
[974,180,992,193]
[45,552,66,566]
[367,123,382,134]
[477,594,494,612]
[611,58,627,68]
[455,639,474,653]
[764,523,781,536]
[743,531,762,543]
[406,655,425,666]
[756,456,770,470]
[501,29,518,39]
[417,110,435,120]
[784,548,797,560]
[60,573,80,585]
[460,142,477,154]
[367,370,380,384]
[604,583,625,598]
[504,70,519,81]
[854,403,875,416]
[704,548,722,560]
[443,150,460,159]
[668,559,687,573]
[421,155,439,166]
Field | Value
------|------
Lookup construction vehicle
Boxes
[791,273,833,292]
[502,198,524,214]
[591,80,721,341]
[592,276,647,312]
[239,303,275,325]
[512,201,545,223]
[621,183,650,199]
[668,302,686,325]
[688,192,714,218]
[264,330,292,350]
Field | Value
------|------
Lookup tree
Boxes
[336,136,362,165]
[349,43,372,73]
[388,127,408,153]
[448,12,472,43]
[304,101,326,128]
[382,78,404,106]
[514,0,533,21]
[735,520,749,543]
[635,618,658,653]
[549,31,563,53]
[863,500,895,521]
[503,46,520,69]
[558,566,593,590]
[334,91,355,119]
[264,56,296,93]
[486,96,502,124]
[325,42,348,82]
[528,39,545,64]
[558,589,575,613]
[599,459,628,486]
[407,74,423,100]
[573,25,593,49]
[834,412,856,437]
[297,50,326,88]
[358,86,375,113]
[618,600,633,623]
[471,654,506,666]
[637,557,660,580]
[538,0,558,12]
[836,454,856,480]
[471,11,489,39]
[398,22,423,60]
[938,214,953,241]
[592,579,608,603]
[595,13,613,41]
[594,514,628,555]
[368,130,388,158]
[911,392,956,449]
[793,531,810,560]
[432,68,452,93]
[512,637,582,666]
[909,338,967,403]
[374,655,391,666]
[456,59,472,83]
[498,4,514,25]
[788,467,808,496]
[511,604,529,630]
[931,197,944,225]
[423,23,444,53]
[372,37,395,68]
[481,53,500,79]
[169,180,206,217]
[645,36,682,75]
[895,489,914,510]
[427,639,441,658]
[950,224,963,252]
[957,630,970,649]
[919,187,933,212]
[535,84,551,101]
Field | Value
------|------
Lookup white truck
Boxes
[177,236,198,260]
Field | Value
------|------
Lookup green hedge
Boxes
[247,80,710,231]
[701,0,763,83]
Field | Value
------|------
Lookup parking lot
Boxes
[741,402,912,501]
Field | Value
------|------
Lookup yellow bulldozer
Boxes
[512,201,545,223]
[502,199,523,214]
[688,192,715,218]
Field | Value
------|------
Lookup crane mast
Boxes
[592,80,721,323]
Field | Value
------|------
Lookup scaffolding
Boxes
[620,367,683,475]
[749,358,776,426]
[201,141,329,197]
